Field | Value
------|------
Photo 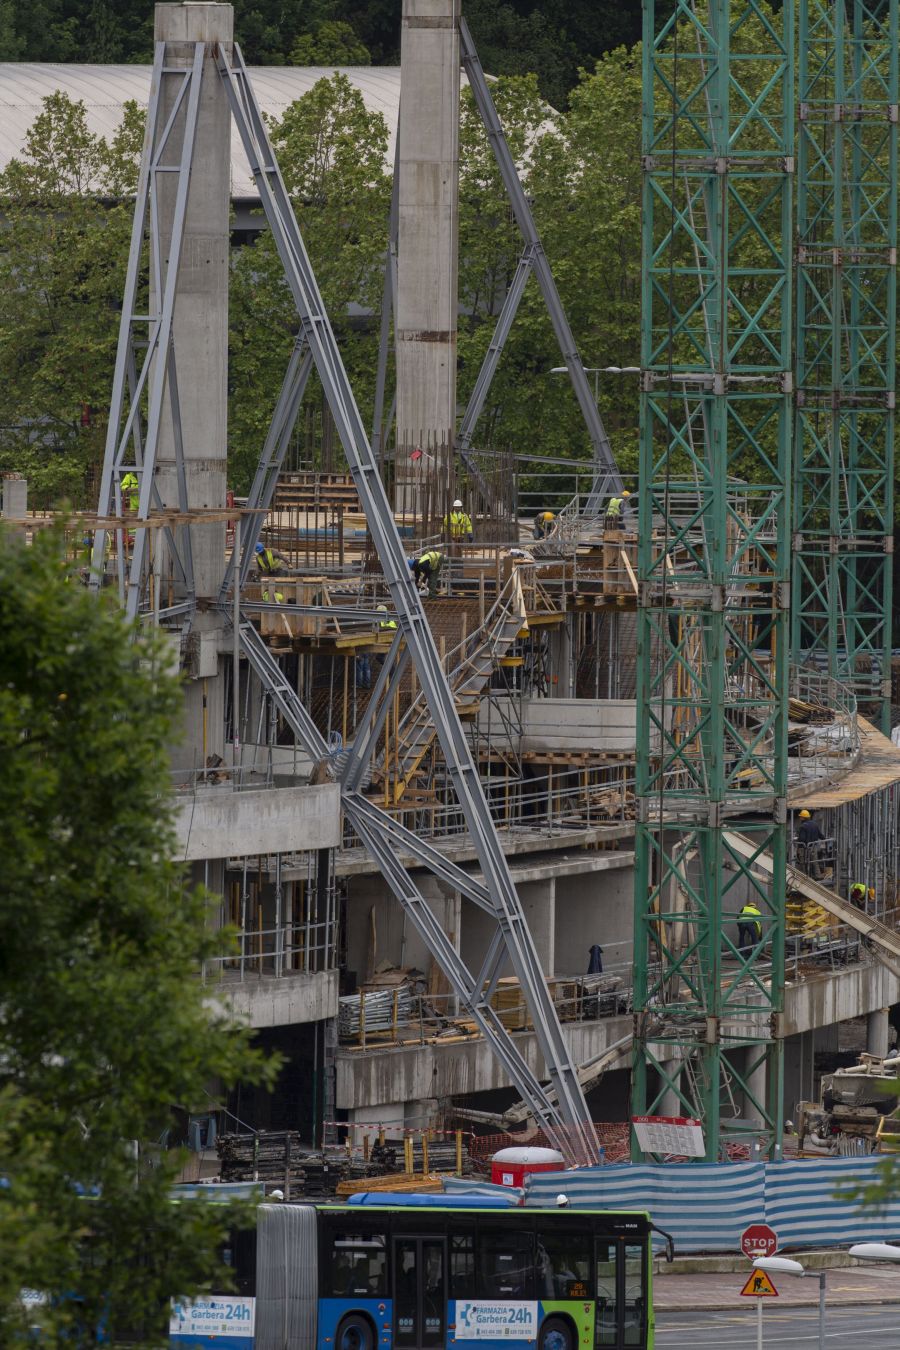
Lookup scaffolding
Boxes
[793,0,898,732]
[633,0,793,1158]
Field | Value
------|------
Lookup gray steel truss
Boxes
[201,42,599,1162]
[457,18,623,513]
[92,41,205,617]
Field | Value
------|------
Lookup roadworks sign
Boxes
[740,1270,779,1298]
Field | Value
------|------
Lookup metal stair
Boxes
[384,571,529,802]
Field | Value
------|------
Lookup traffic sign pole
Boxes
[757,1299,762,1350]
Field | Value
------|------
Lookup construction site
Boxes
[4,0,900,1185]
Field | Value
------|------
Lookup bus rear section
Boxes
[240,1200,655,1350]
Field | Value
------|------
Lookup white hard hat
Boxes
[556,1194,569,1208]
[453,499,463,509]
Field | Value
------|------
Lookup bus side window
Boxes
[477,1228,534,1301]
[537,1232,592,1300]
[328,1234,387,1299]
[594,1241,617,1347]
[450,1234,475,1298]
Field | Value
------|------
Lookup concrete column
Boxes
[658,1053,683,1116]
[395,0,459,515]
[742,1049,767,1130]
[519,878,555,974]
[154,3,232,770]
[1,474,27,518]
[868,1007,890,1058]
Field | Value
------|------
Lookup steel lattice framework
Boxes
[792,0,898,732]
[633,0,792,1159]
[92,35,600,1166]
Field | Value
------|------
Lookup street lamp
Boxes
[549,365,641,403]
[752,1256,826,1350]
[849,1242,900,1262]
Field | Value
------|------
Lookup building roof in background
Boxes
[0,63,414,193]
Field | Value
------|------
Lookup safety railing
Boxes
[339,948,635,1049]
[343,764,635,850]
[788,666,860,793]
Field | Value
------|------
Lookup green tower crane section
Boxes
[793,0,897,732]
[633,0,793,1160]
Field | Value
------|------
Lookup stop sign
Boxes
[741,1223,778,1259]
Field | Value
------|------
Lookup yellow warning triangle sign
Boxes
[740,1270,779,1298]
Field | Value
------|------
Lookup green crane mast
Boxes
[793,0,898,733]
[633,0,793,1160]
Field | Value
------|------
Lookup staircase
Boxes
[382,571,530,803]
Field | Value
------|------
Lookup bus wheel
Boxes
[335,1314,375,1350]
[539,1316,575,1350]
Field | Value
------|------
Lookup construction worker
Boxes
[849,882,867,911]
[605,488,631,529]
[261,585,285,603]
[121,471,139,512]
[444,499,473,542]
[412,549,444,598]
[255,541,289,576]
[736,900,762,956]
[533,510,556,540]
[796,808,826,879]
[376,604,397,633]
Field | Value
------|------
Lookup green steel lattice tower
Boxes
[793,0,898,733]
[633,0,792,1160]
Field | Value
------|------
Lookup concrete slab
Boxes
[172,783,341,861]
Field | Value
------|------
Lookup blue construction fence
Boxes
[525,1157,900,1253]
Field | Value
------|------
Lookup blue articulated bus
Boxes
[171,1194,667,1350]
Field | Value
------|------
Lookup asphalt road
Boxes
[655,1303,900,1347]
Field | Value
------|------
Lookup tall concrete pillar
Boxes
[395,0,459,517]
[868,1008,890,1058]
[154,3,232,770]
[743,1049,767,1130]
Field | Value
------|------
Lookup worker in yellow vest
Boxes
[605,489,631,528]
[736,901,762,956]
[255,541,289,576]
[120,471,139,512]
[411,550,444,598]
[533,510,556,540]
[377,604,397,633]
[444,499,473,541]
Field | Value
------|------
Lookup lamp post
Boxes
[849,1242,900,1263]
[752,1256,826,1350]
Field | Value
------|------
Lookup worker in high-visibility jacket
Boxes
[605,488,631,528]
[412,549,444,598]
[443,499,473,541]
[736,901,762,956]
[849,881,868,911]
[377,604,397,632]
[255,541,288,575]
[121,471,139,512]
[533,510,556,540]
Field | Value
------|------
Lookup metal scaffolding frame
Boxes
[633,0,793,1159]
[92,41,204,616]
[792,0,898,733]
[218,43,598,1156]
[91,31,599,1162]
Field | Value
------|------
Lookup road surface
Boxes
[656,1304,900,1346]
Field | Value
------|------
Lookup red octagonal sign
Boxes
[741,1223,778,1259]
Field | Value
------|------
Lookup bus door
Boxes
[392,1236,446,1350]
[594,1239,647,1349]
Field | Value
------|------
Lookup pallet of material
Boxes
[336,1172,445,1196]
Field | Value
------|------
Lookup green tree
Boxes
[0,93,142,507]
[0,527,275,1345]
[290,19,371,65]
[229,73,391,489]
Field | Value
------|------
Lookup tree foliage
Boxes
[0,93,143,506]
[0,527,276,1344]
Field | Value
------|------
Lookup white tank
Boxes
[491,1147,564,1165]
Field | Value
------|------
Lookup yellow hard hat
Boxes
[799,810,811,820]
[622,489,631,497]
[869,887,876,898]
